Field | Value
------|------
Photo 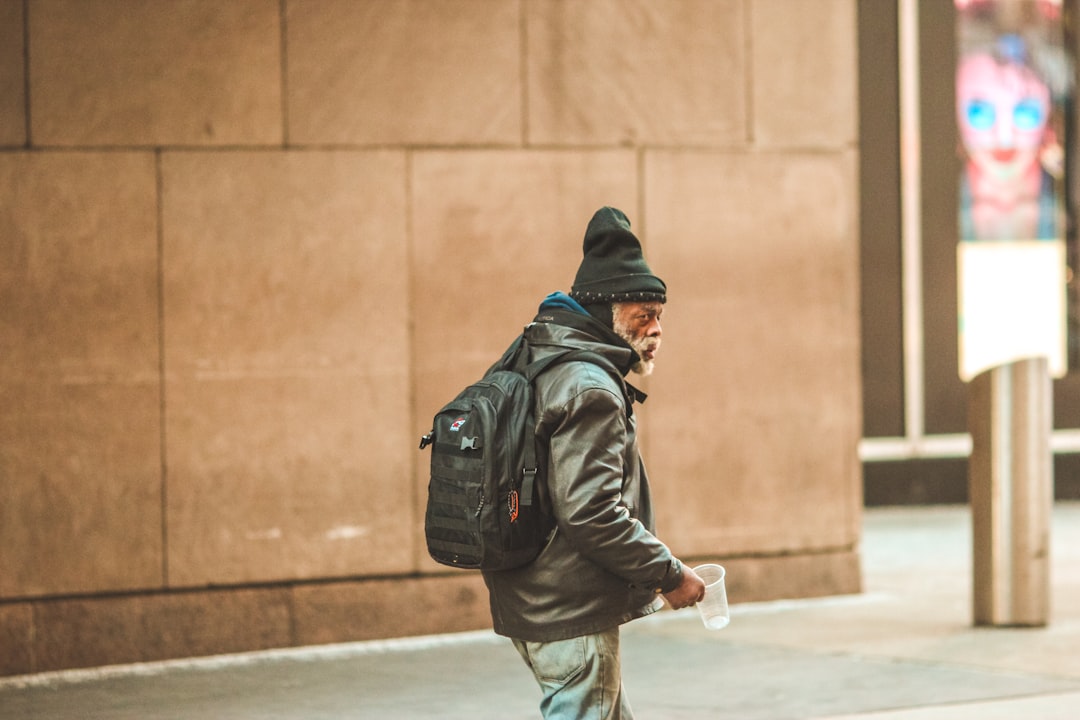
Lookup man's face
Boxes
[612,301,663,376]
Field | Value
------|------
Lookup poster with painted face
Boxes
[956,0,1065,242]
[955,0,1069,380]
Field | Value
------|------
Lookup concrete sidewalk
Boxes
[3,503,1079,719]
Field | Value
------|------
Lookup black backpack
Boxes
[419,334,618,571]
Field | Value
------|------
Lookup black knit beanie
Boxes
[569,207,667,308]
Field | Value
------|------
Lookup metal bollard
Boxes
[968,357,1053,627]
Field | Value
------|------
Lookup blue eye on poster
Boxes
[955,0,1069,380]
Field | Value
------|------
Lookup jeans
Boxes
[512,627,634,720]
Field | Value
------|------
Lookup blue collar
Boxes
[538,291,589,316]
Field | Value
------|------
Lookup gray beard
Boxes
[629,357,654,376]
[612,318,656,376]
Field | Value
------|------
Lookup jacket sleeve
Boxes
[542,369,680,593]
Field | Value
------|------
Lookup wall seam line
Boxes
[22,0,31,147]
[519,0,529,147]
[156,149,169,589]
[405,148,419,571]
[279,0,290,148]
[743,0,754,146]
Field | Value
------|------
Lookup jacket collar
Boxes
[528,294,648,405]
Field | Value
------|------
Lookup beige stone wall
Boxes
[0,0,861,675]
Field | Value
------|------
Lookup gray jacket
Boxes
[482,314,682,642]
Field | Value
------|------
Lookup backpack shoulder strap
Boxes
[521,344,636,418]
[484,334,527,377]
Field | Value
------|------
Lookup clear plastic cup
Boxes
[694,564,730,630]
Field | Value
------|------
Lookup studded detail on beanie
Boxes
[569,207,667,305]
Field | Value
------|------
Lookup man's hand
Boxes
[662,564,706,610]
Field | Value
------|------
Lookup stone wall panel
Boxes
[644,149,862,555]
[29,0,281,146]
[0,0,25,146]
[526,0,746,146]
[32,588,292,671]
[0,604,33,676]
[292,574,491,646]
[286,0,521,145]
[162,150,412,586]
[0,152,162,598]
[751,0,858,148]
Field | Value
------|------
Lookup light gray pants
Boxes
[512,627,634,720]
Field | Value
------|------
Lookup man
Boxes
[483,207,706,719]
